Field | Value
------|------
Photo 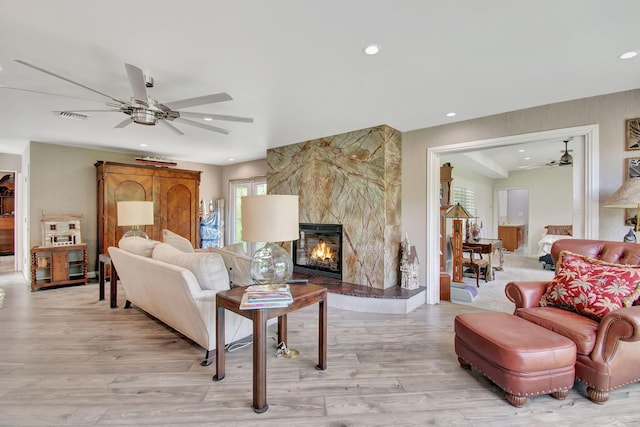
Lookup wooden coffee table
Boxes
[212,284,327,413]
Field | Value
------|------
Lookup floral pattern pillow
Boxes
[540,250,640,320]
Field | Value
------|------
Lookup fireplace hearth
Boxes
[293,223,342,280]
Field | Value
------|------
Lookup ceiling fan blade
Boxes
[0,85,107,104]
[114,118,134,128]
[15,60,129,105]
[164,93,232,110]
[158,119,185,136]
[177,111,254,123]
[175,117,229,134]
[124,63,149,103]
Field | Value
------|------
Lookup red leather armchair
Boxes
[505,239,640,403]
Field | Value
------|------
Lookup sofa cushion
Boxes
[516,306,599,355]
[203,246,253,287]
[152,243,230,291]
[118,237,160,257]
[540,250,640,320]
[221,243,247,256]
[162,229,195,253]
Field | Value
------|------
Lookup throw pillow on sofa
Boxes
[205,246,253,287]
[152,243,230,291]
[118,237,160,257]
[162,229,195,253]
[540,250,640,319]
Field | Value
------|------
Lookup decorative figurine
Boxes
[400,233,420,290]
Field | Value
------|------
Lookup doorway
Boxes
[426,125,599,304]
[496,188,530,252]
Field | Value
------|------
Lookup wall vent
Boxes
[54,111,88,121]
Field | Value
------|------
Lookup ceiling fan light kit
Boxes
[559,139,573,166]
[9,60,253,135]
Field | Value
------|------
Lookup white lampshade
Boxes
[603,178,640,208]
[117,201,154,226]
[241,195,299,242]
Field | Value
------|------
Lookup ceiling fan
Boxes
[518,139,574,170]
[3,60,253,135]
[541,139,573,167]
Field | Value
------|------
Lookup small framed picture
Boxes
[626,118,640,150]
[626,157,640,179]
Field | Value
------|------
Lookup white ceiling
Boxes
[1,1,639,165]
[441,138,576,178]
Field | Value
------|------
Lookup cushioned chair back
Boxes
[551,238,640,265]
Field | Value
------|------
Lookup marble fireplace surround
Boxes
[267,124,403,290]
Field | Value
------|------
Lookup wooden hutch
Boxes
[95,161,201,261]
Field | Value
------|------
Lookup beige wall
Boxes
[27,142,223,275]
[493,166,573,255]
[402,88,640,297]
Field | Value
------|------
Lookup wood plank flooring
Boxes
[1,270,639,426]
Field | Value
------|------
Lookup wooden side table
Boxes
[213,284,328,413]
[98,253,119,308]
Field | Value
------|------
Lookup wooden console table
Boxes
[464,238,503,280]
[213,284,327,413]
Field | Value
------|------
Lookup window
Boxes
[451,187,476,217]
[228,177,266,255]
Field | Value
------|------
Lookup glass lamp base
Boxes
[250,242,293,285]
[122,226,149,239]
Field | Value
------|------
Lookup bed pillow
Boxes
[545,225,572,236]
[540,250,640,319]
[162,229,195,253]
[153,243,230,291]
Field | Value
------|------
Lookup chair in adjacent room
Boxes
[462,245,489,287]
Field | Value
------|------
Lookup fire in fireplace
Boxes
[293,223,342,279]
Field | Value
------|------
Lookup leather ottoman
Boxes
[454,312,576,407]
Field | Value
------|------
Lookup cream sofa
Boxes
[108,237,254,365]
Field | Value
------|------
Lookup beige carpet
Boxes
[451,252,555,313]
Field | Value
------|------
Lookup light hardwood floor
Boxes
[0,270,639,426]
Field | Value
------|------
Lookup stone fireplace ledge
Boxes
[292,273,426,314]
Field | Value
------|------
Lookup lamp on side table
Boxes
[603,177,640,242]
[241,194,299,285]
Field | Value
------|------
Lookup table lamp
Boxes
[241,195,299,284]
[117,201,154,239]
[603,177,640,242]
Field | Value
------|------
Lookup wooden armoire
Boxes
[95,161,201,258]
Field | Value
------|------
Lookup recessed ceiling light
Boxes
[363,44,380,55]
[140,143,147,147]
[524,157,531,160]
[619,51,638,59]
[228,158,235,162]
[204,117,212,121]
[446,112,456,117]
[519,149,525,153]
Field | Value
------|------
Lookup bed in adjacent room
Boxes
[537,225,572,270]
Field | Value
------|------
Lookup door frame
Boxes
[426,125,599,304]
